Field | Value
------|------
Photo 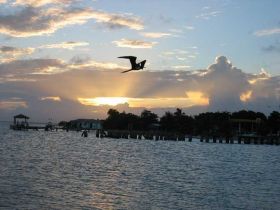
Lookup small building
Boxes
[68,119,102,130]
[230,118,262,135]
[10,114,30,130]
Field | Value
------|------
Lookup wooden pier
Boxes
[96,129,192,142]
[96,129,280,145]
[199,134,280,145]
[10,114,64,131]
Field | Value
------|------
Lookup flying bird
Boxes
[118,56,146,73]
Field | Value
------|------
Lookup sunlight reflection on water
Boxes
[0,123,280,209]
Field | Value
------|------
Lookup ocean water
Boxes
[0,122,280,210]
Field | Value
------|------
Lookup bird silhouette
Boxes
[118,56,146,73]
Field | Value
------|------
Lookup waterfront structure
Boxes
[68,119,102,130]
[10,114,29,130]
[230,118,262,135]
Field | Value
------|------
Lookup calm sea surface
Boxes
[0,122,280,210]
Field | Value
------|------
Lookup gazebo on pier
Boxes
[10,114,30,130]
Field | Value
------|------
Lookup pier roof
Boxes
[14,114,29,119]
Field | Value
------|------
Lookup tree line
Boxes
[102,108,280,136]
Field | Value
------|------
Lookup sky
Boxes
[0,0,280,122]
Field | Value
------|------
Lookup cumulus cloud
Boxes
[113,38,157,48]
[40,41,89,50]
[0,46,35,63]
[1,55,279,120]
[254,27,280,36]
[140,32,171,38]
[0,7,143,37]
[199,56,249,110]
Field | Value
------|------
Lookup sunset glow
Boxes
[186,91,209,106]
[248,78,269,84]
[0,0,279,121]
[240,90,252,102]
[78,95,210,108]
[40,96,61,101]
[78,97,129,106]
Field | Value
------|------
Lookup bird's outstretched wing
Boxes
[140,60,146,69]
[121,69,133,73]
[118,56,137,69]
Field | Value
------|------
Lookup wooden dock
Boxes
[10,124,63,131]
[199,134,280,145]
[97,129,194,142]
[96,130,280,145]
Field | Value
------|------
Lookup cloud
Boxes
[13,0,73,7]
[248,68,270,84]
[158,14,173,24]
[186,91,209,106]
[96,13,143,30]
[140,32,171,38]
[160,49,197,66]
[113,38,157,48]
[0,0,6,3]
[196,11,221,20]
[184,26,195,30]
[254,27,280,36]
[1,55,279,120]
[40,41,89,50]
[172,65,191,70]
[78,96,209,108]
[0,56,128,83]
[0,98,28,110]
[240,90,252,102]
[0,58,66,77]
[70,60,126,70]
[249,75,280,101]
[0,46,35,63]
[0,7,143,37]
[40,96,61,101]
[262,42,280,53]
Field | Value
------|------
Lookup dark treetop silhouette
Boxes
[118,56,146,73]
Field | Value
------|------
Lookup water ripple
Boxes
[0,123,280,209]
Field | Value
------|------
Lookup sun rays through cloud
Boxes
[0,0,279,121]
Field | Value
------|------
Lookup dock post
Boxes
[213,136,217,143]
[225,137,229,144]
[238,136,241,144]
[200,136,204,142]
[275,137,280,145]
[244,137,251,144]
